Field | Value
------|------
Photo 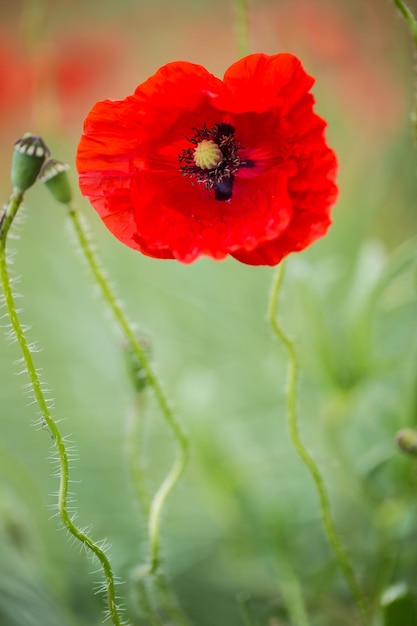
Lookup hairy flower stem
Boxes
[126,393,190,626]
[132,566,166,626]
[0,193,124,626]
[268,263,369,624]
[126,394,152,517]
[153,573,190,626]
[125,398,157,623]
[0,189,24,239]
[66,203,189,574]
[234,0,250,57]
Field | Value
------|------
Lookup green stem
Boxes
[267,263,369,624]
[127,392,189,625]
[0,189,24,239]
[236,592,258,626]
[393,0,417,47]
[67,203,189,574]
[0,192,124,626]
[126,393,151,517]
[234,0,250,57]
[275,557,311,626]
[153,573,190,626]
[392,0,417,139]
[135,576,164,626]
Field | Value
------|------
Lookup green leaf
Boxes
[381,582,417,626]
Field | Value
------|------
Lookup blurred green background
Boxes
[1,0,417,624]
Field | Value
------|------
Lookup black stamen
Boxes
[214,176,234,201]
[240,159,255,168]
[179,123,242,201]
[216,123,235,138]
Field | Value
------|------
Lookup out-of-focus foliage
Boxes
[0,0,417,625]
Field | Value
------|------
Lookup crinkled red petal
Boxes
[76,54,338,265]
[217,53,315,114]
[128,164,294,263]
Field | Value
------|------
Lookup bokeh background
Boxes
[1,0,417,625]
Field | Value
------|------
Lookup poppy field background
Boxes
[1,1,417,625]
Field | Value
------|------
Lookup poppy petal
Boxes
[76,53,338,265]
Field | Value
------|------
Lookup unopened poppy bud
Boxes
[39,159,73,204]
[11,133,50,192]
[396,428,417,456]
[123,337,152,393]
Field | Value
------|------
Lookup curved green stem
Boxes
[67,203,189,574]
[393,0,417,47]
[127,391,189,625]
[0,189,24,239]
[0,192,125,626]
[267,263,369,624]
[234,0,250,56]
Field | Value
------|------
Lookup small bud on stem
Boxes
[396,428,417,456]
[39,159,73,204]
[11,133,50,192]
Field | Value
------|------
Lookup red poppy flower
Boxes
[76,53,337,265]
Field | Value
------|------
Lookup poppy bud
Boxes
[123,337,152,393]
[39,159,73,204]
[396,428,417,456]
[11,133,50,192]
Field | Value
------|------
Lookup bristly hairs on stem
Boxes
[65,201,189,576]
[0,189,127,626]
[267,262,370,624]
[40,157,188,623]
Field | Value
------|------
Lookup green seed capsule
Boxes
[11,133,50,192]
[396,428,417,457]
[39,159,73,204]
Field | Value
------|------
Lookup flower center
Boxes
[193,140,223,170]
[179,123,241,201]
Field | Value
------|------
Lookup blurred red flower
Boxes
[0,24,129,137]
[252,0,408,138]
[76,53,337,265]
[0,32,30,119]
